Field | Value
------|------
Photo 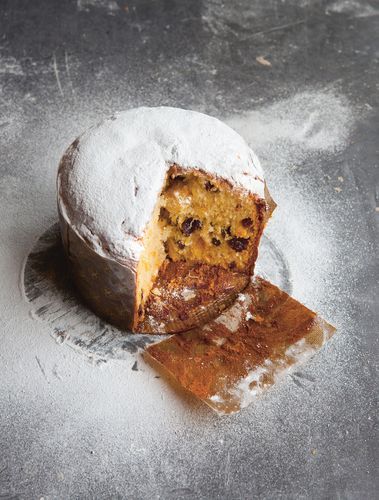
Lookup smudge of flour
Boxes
[226,90,353,166]
[77,0,120,14]
[326,0,379,18]
[0,54,24,76]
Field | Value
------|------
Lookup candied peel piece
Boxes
[144,277,336,414]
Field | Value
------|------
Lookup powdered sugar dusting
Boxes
[58,107,266,261]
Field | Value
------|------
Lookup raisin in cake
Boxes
[57,107,276,333]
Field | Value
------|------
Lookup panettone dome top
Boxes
[57,106,266,262]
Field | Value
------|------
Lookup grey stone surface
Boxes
[0,1,378,499]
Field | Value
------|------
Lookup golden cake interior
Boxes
[134,166,267,332]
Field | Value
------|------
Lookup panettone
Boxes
[57,107,275,333]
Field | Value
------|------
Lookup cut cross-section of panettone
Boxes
[57,107,276,333]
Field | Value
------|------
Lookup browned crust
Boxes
[137,260,250,334]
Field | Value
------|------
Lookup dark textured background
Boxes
[0,1,378,499]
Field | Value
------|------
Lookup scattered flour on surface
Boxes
[0,54,24,76]
[77,0,120,14]
[19,87,359,356]
[0,0,375,492]
[0,80,370,498]
[326,0,379,17]
[226,90,353,164]
[226,89,360,330]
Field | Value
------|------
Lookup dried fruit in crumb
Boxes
[228,237,249,252]
[181,218,202,236]
[221,226,232,238]
[241,217,253,228]
[179,311,189,321]
[168,174,185,188]
[205,181,219,192]
[159,207,171,223]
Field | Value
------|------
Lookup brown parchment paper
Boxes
[145,277,336,414]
